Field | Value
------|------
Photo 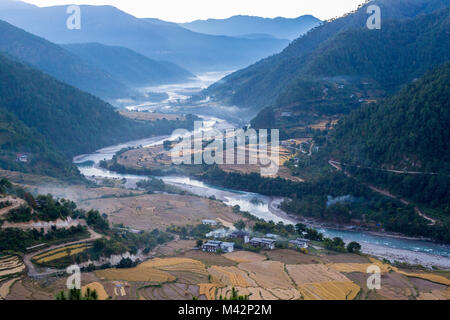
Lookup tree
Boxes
[347,241,362,253]
[234,220,246,230]
[221,287,249,300]
[196,239,203,248]
[333,237,345,248]
[163,140,172,150]
[295,223,307,234]
[55,288,99,300]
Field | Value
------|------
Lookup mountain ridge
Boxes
[202,0,449,110]
[0,1,292,72]
[180,15,322,40]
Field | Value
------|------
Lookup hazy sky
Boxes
[22,0,368,22]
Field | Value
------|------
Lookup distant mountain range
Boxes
[203,0,449,112]
[62,43,195,88]
[0,19,196,99]
[0,19,128,99]
[0,0,294,72]
[180,15,321,40]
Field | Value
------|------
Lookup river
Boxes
[73,128,450,269]
[73,72,450,269]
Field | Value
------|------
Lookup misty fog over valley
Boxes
[0,0,449,304]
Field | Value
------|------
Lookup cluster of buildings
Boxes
[202,231,309,253]
[201,219,310,253]
[202,240,235,253]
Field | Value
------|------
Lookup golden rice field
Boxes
[239,261,294,289]
[0,256,23,270]
[223,251,266,263]
[198,283,219,300]
[326,263,393,273]
[97,266,175,283]
[35,247,91,264]
[0,277,21,299]
[398,272,450,286]
[287,264,350,284]
[32,244,90,264]
[96,258,207,283]
[268,288,302,300]
[417,288,450,300]
[207,266,257,287]
[144,258,207,275]
[82,282,109,300]
[298,281,361,300]
[0,256,25,278]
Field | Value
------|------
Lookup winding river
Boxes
[73,120,450,269]
[73,69,450,269]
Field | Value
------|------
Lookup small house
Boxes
[17,154,28,163]
[202,219,218,226]
[202,240,221,252]
[202,240,234,253]
[289,238,310,249]
[250,237,276,250]
[229,230,250,243]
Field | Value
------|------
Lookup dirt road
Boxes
[328,160,437,225]
[23,227,102,279]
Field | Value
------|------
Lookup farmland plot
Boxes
[223,251,266,263]
[199,283,219,300]
[0,277,21,299]
[140,283,200,300]
[239,261,294,289]
[297,281,361,300]
[207,266,257,287]
[82,282,109,300]
[96,258,206,283]
[287,264,350,284]
[96,266,174,283]
[0,256,25,279]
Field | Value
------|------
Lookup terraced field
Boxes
[223,251,267,263]
[32,244,91,264]
[0,277,21,299]
[287,264,351,284]
[239,261,294,289]
[96,258,207,283]
[208,266,257,287]
[297,281,361,300]
[96,265,175,283]
[8,248,445,301]
[0,255,25,279]
[140,283,200,300]
[82,282,109,300]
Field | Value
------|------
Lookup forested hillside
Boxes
[277,7,449,106]
[0,108,79,179]
[329,62,450,174]
[0,54,196,160]
[62,43,195,87]
[203,0,449,111]
[0,19,128,99]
